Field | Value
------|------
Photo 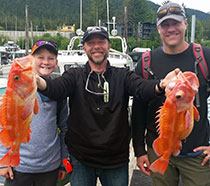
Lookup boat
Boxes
[0,41,26,76]
[128,47,151,68]
[0,77,7,97]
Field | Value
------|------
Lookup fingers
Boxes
[193,146,210,166]
[201,154,210,166]
[36,75,47,90]
[193,146,208,152]
[174,68,181,75]
[0,167,13,179]
[137,155,151,176]
[8,167,14,180]
[138,163,151,176]
[58,170,67,180]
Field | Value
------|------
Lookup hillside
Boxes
[0,0,209,31]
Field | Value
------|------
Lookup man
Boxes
[132,2,210,186]
[36,26,178,186]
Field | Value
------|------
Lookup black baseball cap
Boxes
[156,2,186,26]
[82,26,109,44]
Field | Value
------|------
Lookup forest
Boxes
[1,0,210,48]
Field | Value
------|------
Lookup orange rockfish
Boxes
[0,56,39,167]
[150,71,200,175]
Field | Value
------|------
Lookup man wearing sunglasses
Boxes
[132,1,210,186]
[36,26,179,186]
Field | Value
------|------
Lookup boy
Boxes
[0,40,69,186]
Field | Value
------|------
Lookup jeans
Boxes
[69,155,128,186]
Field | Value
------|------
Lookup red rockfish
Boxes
[150,71,200,175]
[0,56,39,167]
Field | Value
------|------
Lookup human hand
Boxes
[0,166,14,179]
[156,68,181,92]
[36,75,47,90]
[137,155,151,176]
[58,170,67,180]
[194,146,210,166]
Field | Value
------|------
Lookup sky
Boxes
[149,0,210,13]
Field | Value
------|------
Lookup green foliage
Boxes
[127,37,137,52]
[201,40,210,48]
[110,38,123,52]
[0,0,210,49]
[17,34,70,50]
[123,0,155,27]
[0,35,9,45]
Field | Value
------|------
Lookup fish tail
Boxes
[0,147,20,167]
[150,157,169,175]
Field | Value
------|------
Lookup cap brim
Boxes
[157,14,185,26]
[83,33,109,44]
[32,44,58,55]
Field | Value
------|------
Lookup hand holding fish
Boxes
[156,68,181,93]
[36,75,47,90]
[194,146,210,166]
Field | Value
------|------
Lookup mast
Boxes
[80,0,82,30]
[106,0,110,34]
[25,4,29,55]
[124,6,128,40]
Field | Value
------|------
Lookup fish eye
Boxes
[14,75,19,81]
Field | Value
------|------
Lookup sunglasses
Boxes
[157,7,185,20]
[31,40,58,55]
[86,26,104,33]
[85,71,109,103]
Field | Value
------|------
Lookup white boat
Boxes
[55,28,134,76]
[0,77,7,97]
[0,41,26,77]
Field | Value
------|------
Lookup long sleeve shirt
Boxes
[0,93,69,173]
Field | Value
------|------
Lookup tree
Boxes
[123,0,155,37]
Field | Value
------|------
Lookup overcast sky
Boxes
[149,0,210,13]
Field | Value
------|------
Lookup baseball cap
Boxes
[31,40,58,55]
[156,2,186,26]
[82,26,109,44]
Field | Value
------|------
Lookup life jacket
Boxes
[141,43,210,107]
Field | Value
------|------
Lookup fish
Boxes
[149,71,200,175]
[0,56,39,167]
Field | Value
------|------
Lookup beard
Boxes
[87,52,109,66]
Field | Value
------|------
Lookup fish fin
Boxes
[193,105,200,121]
[172,141,181,156]
[184,110,193,131]
[150,157,169,175]
[34,98,39,114]
[22,127,31,143]
[21,101,33,120]
[0,129,13,148]
[0,147,20,167]
[153,138,166,156]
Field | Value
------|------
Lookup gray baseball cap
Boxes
[156,2,186,26]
